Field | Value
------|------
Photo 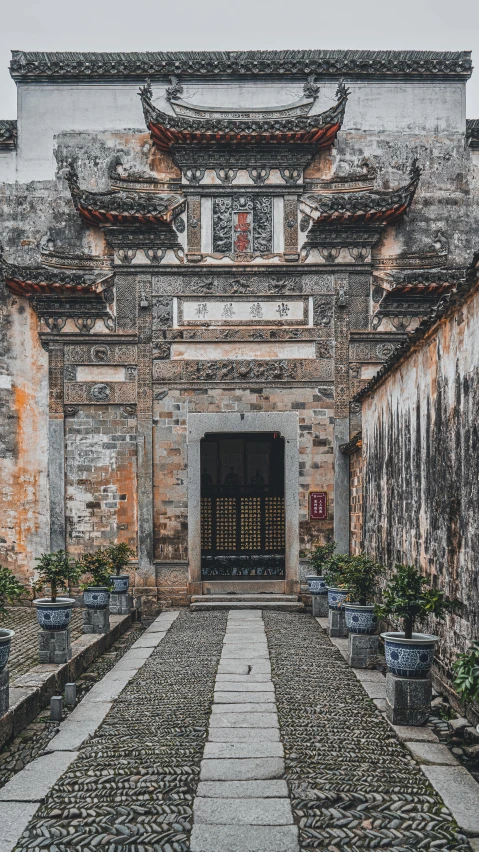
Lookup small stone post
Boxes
[385,672,432,725]
[38,629,72,664]
[312,594,329,618]
[109,593,133,615]
[0,668,9,716]
[65,683,77,708]
[50,696,63,722]
[329,607,347,637]
[82,607,110,634]
[348,634,379,668]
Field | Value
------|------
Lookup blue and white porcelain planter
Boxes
[111,575,129,594]
[83,587,110,610]
[306,575,327,595]
[344,604,378,635]
[34,598,75,631]
[327,587,350,610]
[381,632,439,679]
[0,629,14,672]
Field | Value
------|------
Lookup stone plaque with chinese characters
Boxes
[178,298,308,326]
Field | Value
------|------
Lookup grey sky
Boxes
[0,0,478,117]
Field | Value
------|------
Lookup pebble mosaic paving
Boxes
[3,610,476,851]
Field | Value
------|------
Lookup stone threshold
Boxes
[0,610,138,751]
[316,616,479,840]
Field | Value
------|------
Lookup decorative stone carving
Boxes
[65,344,137,364]
[153,358,333,383]
[64,365,76,382]
[283,196,298,261]
[90,383,111,402]
[280,168,301,185]
[152,297,173,328]
[153,342,171,359]
[248,168,270,185]
[334,273,350,418]
[215,168,237,185]
[152,272,333,296]
[187,196,201,260]
[212,196,273,256]
[313,297,334,326]
[48,343,64,416]
[64,405,79,417]
[121,405,137,417]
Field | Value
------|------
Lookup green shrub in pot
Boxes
[79,550,113,610]
[105,543,134,594]
[342,555,385,634]
[0,566,25,670]
[33,550,81,630]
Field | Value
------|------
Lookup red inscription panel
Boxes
[309,491,327,520]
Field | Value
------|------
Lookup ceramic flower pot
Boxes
[0,629,14,672]
[33,598,75,631]
[305,575,327,595]
[83,587,110,610]
[111,575,129,594]
[381,632,439,678]
[344,604,378,635]
[327,587,350,610]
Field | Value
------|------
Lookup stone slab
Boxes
[218,663,250,675]
[361,681,387,700]
[211,703,276,714]
[203,742,284,759]
[216,674,273,684]
[214,692,275,704]
[421,765,479,835]
[131,633,163,648]
[0,801,40,852]
[0,751,78,801]
[62,700,112,725]
[118,647,154,663]
[209,713,279,729]
[352,669,386,683]
[387,723,439,742]
[221,649,270,659]
[468,839,479,852]
[215,682,274,693]
[373,699,387,712]
[197,780,288,798]
[405,742,459,765]
[194,796,293,825]
[190,824,299,852]
[208,728,280,743]
[200,757,285,781]
[315,618,329,630]
[45,720,99,752]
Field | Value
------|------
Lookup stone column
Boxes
[333,274,350,554]
[48,342,66,551]
[187,438,202,596]
[187,196,202,263]
[136,275,155,583]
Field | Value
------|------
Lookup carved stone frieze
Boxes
[152,272,334,296]
[153,342,171,359]
[313,296,334,326]
[152,297,173,328]
[64,344,138,364]
[64,382,136,404]
[212,196,272,256]
[153,358,333,383]
[160,327,319,342]
[172,144,317,172]
[349,340,398,362]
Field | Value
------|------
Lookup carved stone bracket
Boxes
[64,405,79,417]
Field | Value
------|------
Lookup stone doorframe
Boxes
[187,411,300,596]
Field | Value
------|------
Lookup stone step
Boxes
[191,594,299,602]
[190,600,304,612]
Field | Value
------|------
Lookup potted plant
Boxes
[306,541,335,595]
[33,550,80,630]
[79,550,113,610]
[377,564,457,678]
[343,555,385,634]
[324,553,351,609]
[0,567,24,671]
[105,543,134,594]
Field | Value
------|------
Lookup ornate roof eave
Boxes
[356,253,479,401]
[0,247,112,298]
[466,119,479,149]
[379,268,468,297]
[0,120,17,150]
[140,81,348,151]
[300,161,421,227]
[10,50,473,81]
[66,168,186,228]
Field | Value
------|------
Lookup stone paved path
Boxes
[1,610,473,852]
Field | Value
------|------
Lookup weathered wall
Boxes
[349,446,363,555]
[65,405,137,556]
[362,282,479,674]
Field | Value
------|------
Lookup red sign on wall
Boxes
[309,491,327,520]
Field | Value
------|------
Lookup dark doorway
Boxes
[200,432,285,580]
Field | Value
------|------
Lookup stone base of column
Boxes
[0,668,9,715]
[348,633,379,668]
[329,608,347,637]
[110,593,133,615]
[83,607,110,635]
[312,594,329,618]
[38,628,72,664]
[385,672,432,726]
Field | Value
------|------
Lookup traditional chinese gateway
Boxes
[0,51,478,608]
